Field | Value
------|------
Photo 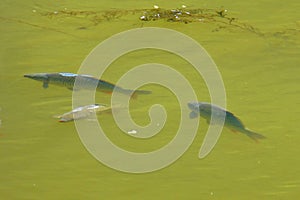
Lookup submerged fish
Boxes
[55,103,113,122]
[188,102,266,142]
[24,73,151,96]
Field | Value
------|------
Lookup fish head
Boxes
[188,101,214,113]
[24,73,49,82]
[187,101,201,112]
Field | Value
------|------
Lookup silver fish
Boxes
[55,104,113,122]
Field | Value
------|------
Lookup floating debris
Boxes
[216,9,227,17]
[127,129,137,135]
[139,15,147,20]
[3,6,298,38]
[38,7,263,35]
[153,5,159,9]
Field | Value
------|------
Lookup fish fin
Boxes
[205,119,209,124]
[67,87,80,91]
[230,129,239,134]
[97,89,113,94]
[134,90,152,95]
[244,129,266,142]
[131,92,138,100]
[43,81,48,88]
[189,111,198,119]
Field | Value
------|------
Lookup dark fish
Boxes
[188,102,266,142]
[24,73,151,96]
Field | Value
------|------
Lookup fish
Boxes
[188,102,266,142]
[55,103,114,122]
[24,73,151,96]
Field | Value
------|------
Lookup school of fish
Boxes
[24,72,266,142]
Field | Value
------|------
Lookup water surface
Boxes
[1,0,299,199]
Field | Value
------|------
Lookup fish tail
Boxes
[133,89,152,95]
[132,90,152,99]
[244,129,266,142]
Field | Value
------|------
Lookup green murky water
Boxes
[1,0,299,199]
